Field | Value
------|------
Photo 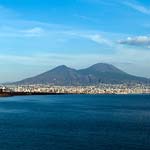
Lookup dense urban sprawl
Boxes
[2,84,150,94]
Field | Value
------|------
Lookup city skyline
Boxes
[0,0,150,82]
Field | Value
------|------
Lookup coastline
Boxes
[0,92,66,97]
[0,91,150,97]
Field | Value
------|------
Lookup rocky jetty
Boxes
[0,86,12,97]
[0,92,13,97]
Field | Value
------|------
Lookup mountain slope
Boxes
[17,65,83,85]
[13,63,150,85]
[78,63,149,84]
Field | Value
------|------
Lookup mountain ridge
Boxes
[12,63,150,85]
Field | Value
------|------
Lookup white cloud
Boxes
[118,36,150,47]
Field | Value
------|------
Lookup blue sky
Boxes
[0,0,150,82]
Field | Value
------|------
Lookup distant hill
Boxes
[13,63,150,85]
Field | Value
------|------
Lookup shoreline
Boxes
[0,92,150,97]
[0,92,66,97]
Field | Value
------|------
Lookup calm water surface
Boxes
[0,94,150,150]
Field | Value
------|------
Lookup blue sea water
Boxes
[0,94,150,150]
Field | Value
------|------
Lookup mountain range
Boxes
[13,63,150,85]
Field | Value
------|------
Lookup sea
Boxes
[0,94,150,150]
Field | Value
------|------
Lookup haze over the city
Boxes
[0,0,150,82]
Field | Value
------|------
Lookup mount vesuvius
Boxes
[13,63,150,85]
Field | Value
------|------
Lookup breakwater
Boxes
[0,92,65,97]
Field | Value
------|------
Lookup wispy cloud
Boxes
[0,5,18,19]
[0,2,150,81]
[1,47,150,80]
[0,53,102,67]
[21,27,45,37]
[86,34,113,46]
[80,0,118,7]
[63,30,114,46]
[1,45,150,69]
[0,26,45,37]
[123,1,150,15]
[74,14,96,22]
